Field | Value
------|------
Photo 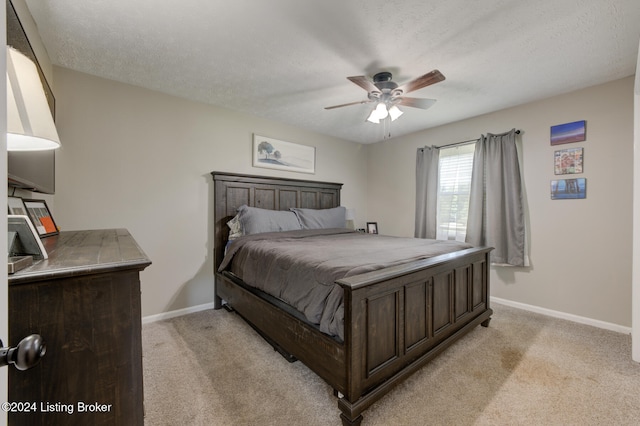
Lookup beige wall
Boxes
[52,67,369,317]
[36,67,640,327]
[365,77,635,327]
[10,1,636,327]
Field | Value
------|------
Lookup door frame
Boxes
[633,41,640,363]
[1,2,10,423]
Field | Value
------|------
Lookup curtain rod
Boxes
[435,129,521,149]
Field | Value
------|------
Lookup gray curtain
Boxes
[466,129,525,266]
[415,146,440,238]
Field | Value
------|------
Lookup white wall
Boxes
[366,77,635,328]
[51,67,369,317]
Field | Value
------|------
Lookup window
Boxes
[436,143,475,241]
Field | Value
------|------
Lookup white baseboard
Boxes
[142,302,215,325]
[491,297,632,335]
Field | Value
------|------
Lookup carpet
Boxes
[142,303,640,425]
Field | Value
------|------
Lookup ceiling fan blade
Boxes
[324,100,373,110]
[398,97,437,109]
[397,70,445,94]
[347,76,380,93]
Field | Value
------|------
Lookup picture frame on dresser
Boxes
[8,214,48,261]
[22,199,59,237]
[7,196,27,215]
[366,222,378,234]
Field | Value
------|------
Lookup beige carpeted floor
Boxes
[142,303,640,425]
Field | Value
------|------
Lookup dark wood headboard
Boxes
[211,172,343,271]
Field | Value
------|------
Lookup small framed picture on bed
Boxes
[366,222,378,234]
[22,199,59,237]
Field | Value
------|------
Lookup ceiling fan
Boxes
[325,70,445,123]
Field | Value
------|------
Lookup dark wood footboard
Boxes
[337,246,492,424]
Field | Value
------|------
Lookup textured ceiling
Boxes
[23,0,640,144]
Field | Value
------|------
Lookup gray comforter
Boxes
[218,229,472,340]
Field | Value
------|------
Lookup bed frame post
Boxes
[340,413,363,426]
[213,293,223,310]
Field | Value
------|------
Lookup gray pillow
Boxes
[236,205,302,235]
[290,206,346,229]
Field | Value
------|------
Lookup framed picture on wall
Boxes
[551,178,586,200]
[550,120,586,145]
[252,134,316,174]
[22,199,59,237]
[554,147,583,175]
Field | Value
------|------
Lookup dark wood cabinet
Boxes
[7,229,151,426]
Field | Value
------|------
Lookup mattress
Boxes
[218,229,472,340]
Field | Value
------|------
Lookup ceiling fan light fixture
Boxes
[366,102,402,124]
[366,103,387,123]
[375,102,388,119]
[388,105,403,121]
[366,110,380,123]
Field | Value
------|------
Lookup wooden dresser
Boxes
[7,229,151,426]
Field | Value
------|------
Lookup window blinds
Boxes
[436,144,475,241]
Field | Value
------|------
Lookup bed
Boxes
[212,171,493,425]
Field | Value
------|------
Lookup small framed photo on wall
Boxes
[22,199,59,237]
[554,147,583,175]
[551,178,587,200]
[550,120,586,145]
[366,222,378,234]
